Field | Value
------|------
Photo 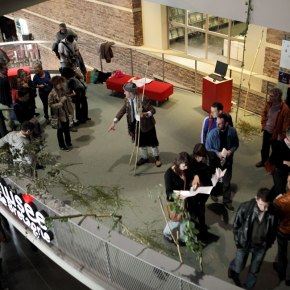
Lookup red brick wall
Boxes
[22,0,143,46]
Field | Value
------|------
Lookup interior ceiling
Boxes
[0,0,48,16]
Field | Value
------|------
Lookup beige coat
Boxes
[48,87,73,127]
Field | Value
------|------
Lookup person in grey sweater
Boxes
[56,23,78,44]
[0,121,35,168]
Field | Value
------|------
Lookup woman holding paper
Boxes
[163,152,194,246]
[190,143,220,239]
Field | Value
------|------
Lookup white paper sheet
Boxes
[211,168,227,187]
[174,186,213,197]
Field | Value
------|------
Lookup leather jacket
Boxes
[275,191,290,235]
[233,198,280,250]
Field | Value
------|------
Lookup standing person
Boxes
[48,76,73,152]
[108,82,162,167]
[61,67,90,124]
[228,188,280,290]
[58,35,79,69]
[14,88,34,124]
[163,152,193,246]
[33,63,52,124]
[0,62,14,131]
[206,113,239,212]
[18,69,39,117]
[270,126,290,198]
[56,23,78,44]
[273,173,290,285]
[256,87,290,168]
[201,102,233,144]
[190,143,221,239]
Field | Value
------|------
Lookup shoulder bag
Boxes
[166,174,186,222]
[51,93,60,129]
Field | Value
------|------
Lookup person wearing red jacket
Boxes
[256,87,290,167]
[273,173,290,285]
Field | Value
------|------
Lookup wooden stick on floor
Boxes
[129,121,138,165]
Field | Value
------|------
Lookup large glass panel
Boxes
[188,11,205,29]
[168,6,185,24]
[208,15,229,35]
[231,20,247,37]
[207,34,228,63]
[169,25,185,53]
[188,29,206,58]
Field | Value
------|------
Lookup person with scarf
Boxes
[48,76,73,152]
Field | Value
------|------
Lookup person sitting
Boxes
[163,152,194,246]
[0,121,35,175]
[190,143,221,240]
[61,67,90,124]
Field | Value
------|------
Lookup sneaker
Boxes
[137,158,149,166]
[155,156,162,167]
[256,161,264,168]
[223,202,235,212]
[46,119,51,125]
[60,146,69,152]
[228,267,236,279]
[66,143,73,148]
[211,195,218,203]
[163,235,174,244]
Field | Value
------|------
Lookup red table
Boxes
[106,75,173,106]
[202,76,232,113]
[7,66,31,83]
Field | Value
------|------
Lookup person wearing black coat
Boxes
[190,143,221,238]
[14,88,34,124]
[61,67,90,124]
[228,188,280,290]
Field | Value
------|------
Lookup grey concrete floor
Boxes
[24,83,289,290]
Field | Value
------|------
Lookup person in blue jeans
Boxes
[228,188,280,290]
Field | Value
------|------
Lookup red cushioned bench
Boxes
[106,74,173,106]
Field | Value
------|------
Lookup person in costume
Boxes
[108,82,161,167]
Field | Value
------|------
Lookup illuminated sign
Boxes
[0,183,53,243]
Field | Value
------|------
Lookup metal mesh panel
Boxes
[19,197,207,290]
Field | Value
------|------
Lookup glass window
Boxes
[168,6,185,24]
[188,29,205,58]
[188,11,204,29]
[169,26,185,53]
[208,16,229,35]
[207,34,228,63]
[231,20,247,37]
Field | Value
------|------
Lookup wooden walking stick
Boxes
[129,121,138,165]
[133,61,151,176]
[243,29,264,115]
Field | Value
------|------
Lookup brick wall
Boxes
[22,0,143,46]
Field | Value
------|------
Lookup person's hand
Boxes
[175,190,187,200]
[138,112,148,118]
[192,175,200,187]
[108,121,116,132]
[218,152,225,160]
[227,150,232,157]
[283,161,290,167]
[38,84,44,88]
[60,98,65,103]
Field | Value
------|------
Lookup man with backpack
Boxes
[58,35,79,69]
[201,102,233,144]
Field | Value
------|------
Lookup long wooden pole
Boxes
[243,29,264,115]
[133,61,151,176]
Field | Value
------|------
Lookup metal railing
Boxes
[0,176,210,290]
